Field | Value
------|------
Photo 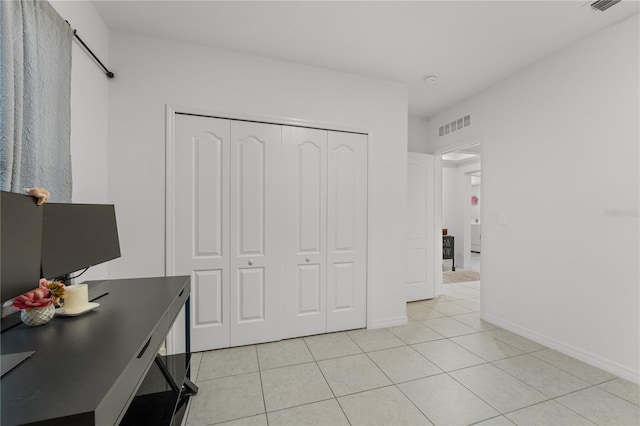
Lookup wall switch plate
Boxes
[498,213,507,226]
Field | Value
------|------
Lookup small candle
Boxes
[64,284,89,313]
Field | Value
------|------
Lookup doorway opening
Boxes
[438,143,482,309]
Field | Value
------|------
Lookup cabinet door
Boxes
[326,131,367,332]
[173,114,230,351]
[229,121,282,346]
[282,127,327,338]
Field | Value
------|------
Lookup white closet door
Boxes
[282,127,327,338]
[406,152,436,301]
[326,131,367,332]
[229,121,282,346]
[174,114,230,351]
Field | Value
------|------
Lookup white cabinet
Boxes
[171,114,367,351]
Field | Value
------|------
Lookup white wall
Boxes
[429,15,639,381]
[408,114,430,153]
[107,31,409,328]
[49,1,110,282]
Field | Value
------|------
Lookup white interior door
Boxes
[406,152,436,301]
[282,127,327,338]
[326,131,367,332]
[229,121,282,346]
[173,114,230,351]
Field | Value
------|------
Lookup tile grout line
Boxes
[410,318,544,418]
[182,353,203,425]
[432,304,624,423]
[550,381,638,422]
[301,336,352,425]
[190,288,635,425]
[595,380,640,408]
[254,345,270,426]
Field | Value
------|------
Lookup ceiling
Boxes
[92,1,639,118]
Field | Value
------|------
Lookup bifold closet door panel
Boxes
[326,131,368,332]
[282,126,328,339]
[173,114,231,351]
[229,121,283,346]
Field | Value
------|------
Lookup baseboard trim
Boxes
[370,315,408,329]
[483,313,640,384]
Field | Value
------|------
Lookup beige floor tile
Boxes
[421,317,478,337]
[407,306,446,321]
[451,333,523,361]
[186,372,264,425]
[387,321,445,344]
[452,312,498,331]
[347,328,405,352]
[399,373,499,425]
[530,349,616,385]
[260,362,333,412]
[197,346,258,381]
[450,364,547,413]
[303,332,362,360]
[318,353,391,396]
[367,346,441,383]
[598,377,640,406]
[452,298,481,312]
[267,399,349,426]
[443,286,480,299]
[430,301,474,316]
[485,329,546,353]
[556,386,640,425]
[256,338,313,370]
[215,414,268,426]
[506,400,595,426]
[189,352,203,382]
[339,386,432,425]
[412,339,485,372]
[473,416,516,425]
[493,354,590,398]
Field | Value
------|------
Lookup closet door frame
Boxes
[165,105,373,354]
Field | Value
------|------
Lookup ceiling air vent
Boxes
[590,0,622,11]
[438,114,471,138]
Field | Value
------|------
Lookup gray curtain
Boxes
[0,0,73,202]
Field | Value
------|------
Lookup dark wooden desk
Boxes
[1,276,191,426]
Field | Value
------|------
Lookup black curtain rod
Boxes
[66,21,114,79]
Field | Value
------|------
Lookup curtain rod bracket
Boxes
[66,21,114,79]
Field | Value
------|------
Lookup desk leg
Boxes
[183,378,198,396]
[185,295,191,355]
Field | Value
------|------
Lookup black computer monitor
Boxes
[41,203,121,281]
[0,191,43,302]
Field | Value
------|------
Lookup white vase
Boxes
[20,304,55,327]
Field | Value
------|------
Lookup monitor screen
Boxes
[41,203,121,280]
[1,191,44,302]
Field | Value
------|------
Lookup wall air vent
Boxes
[590,0,622,11]
[438,114,471,138]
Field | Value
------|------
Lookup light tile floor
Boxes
[184,282,639,426]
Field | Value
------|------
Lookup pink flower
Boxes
[12,288,53,310]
